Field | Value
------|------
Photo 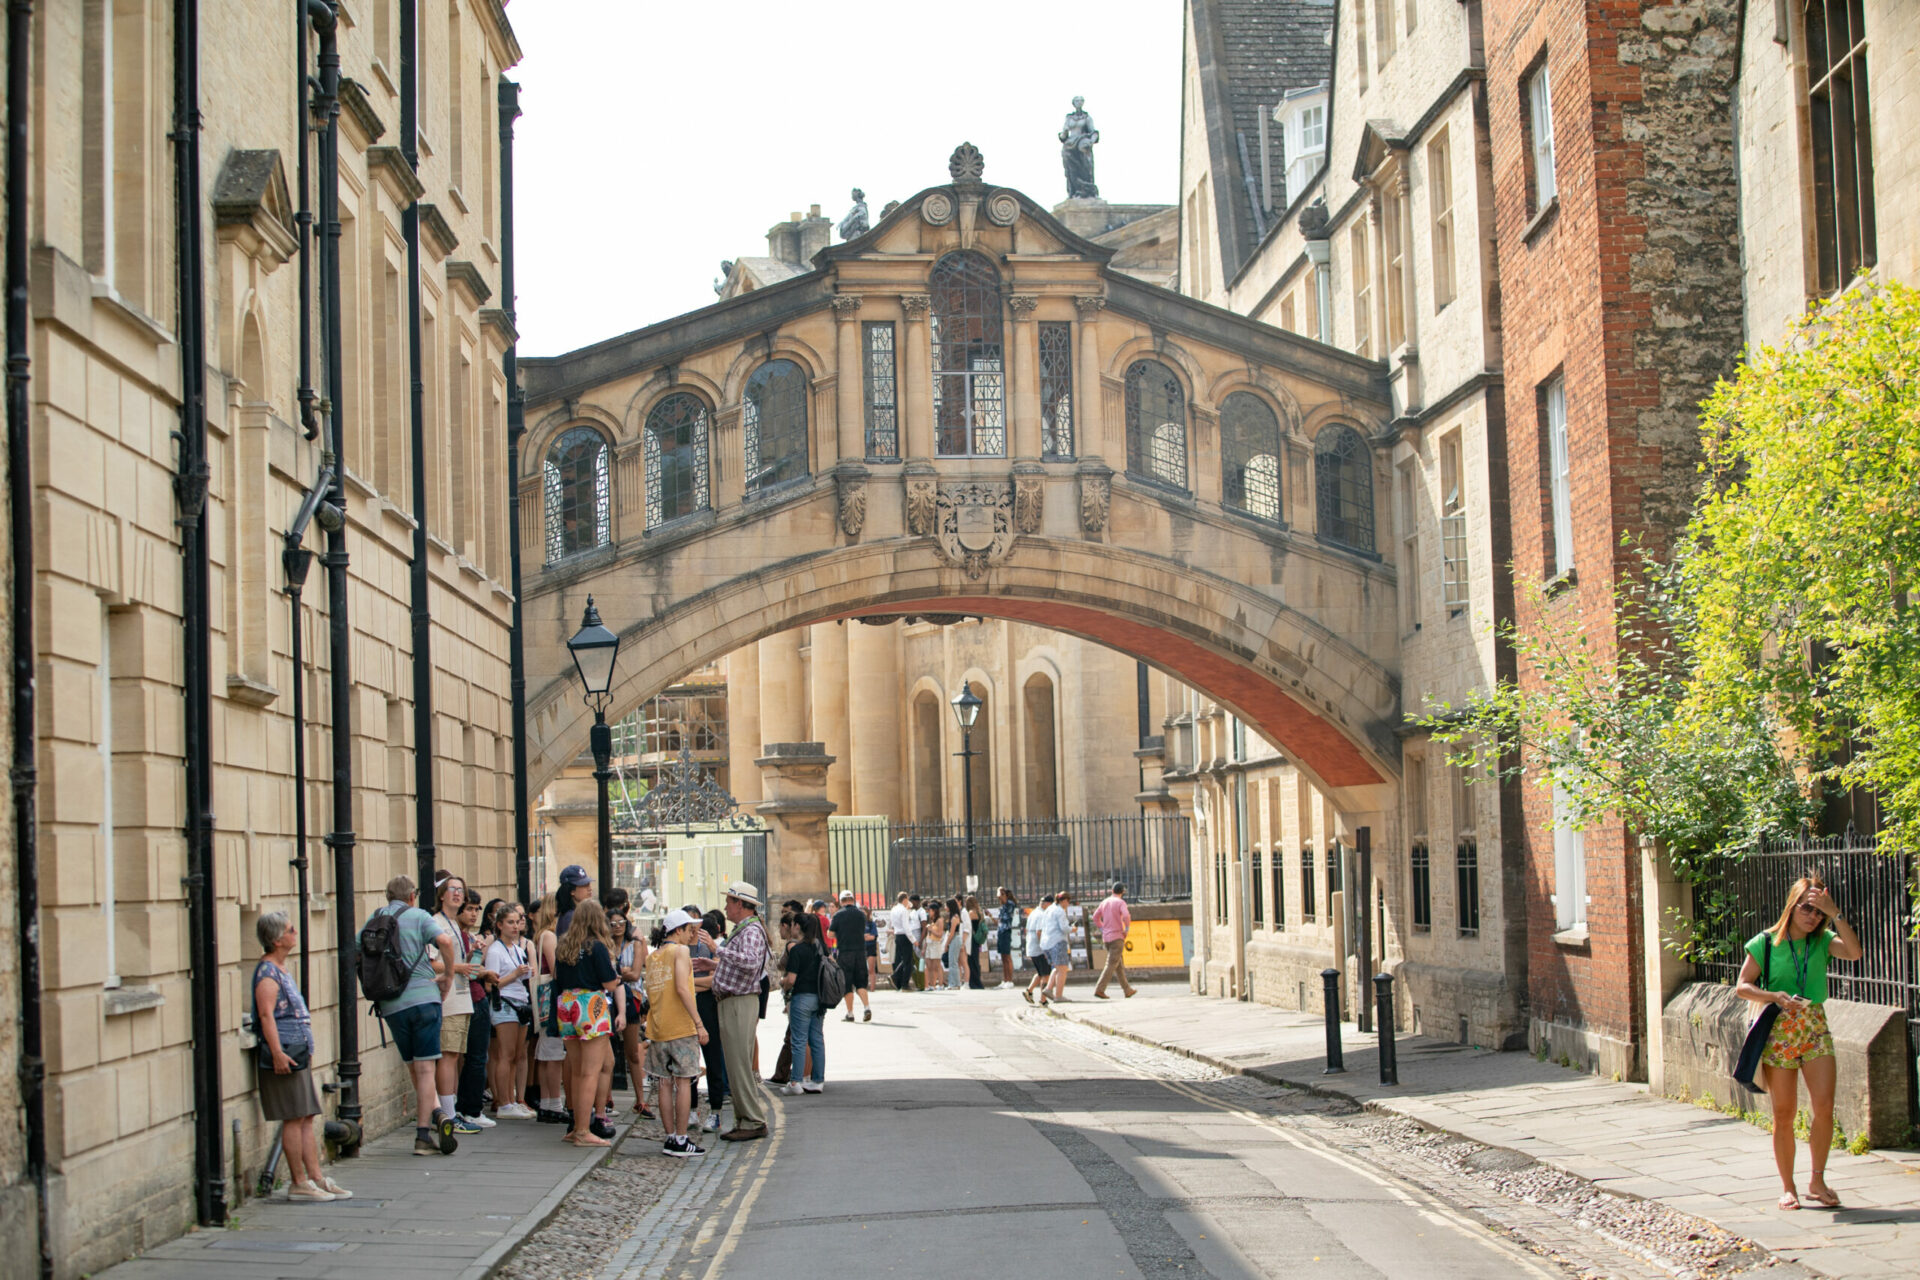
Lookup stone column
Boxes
[1641,838,1693,1093]
[902,293,933,460]
[757,631,804,746]
[831,293,864,463]
[756,743,838,905]
[846,619,901,818]
[727,642,764,807]
[809,622,852,816]
[1008,294,1041,461]
[1073,293,1107,460]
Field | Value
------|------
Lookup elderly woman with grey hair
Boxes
[253,911,346,1201]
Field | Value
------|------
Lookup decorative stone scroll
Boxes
[904,473,938,535]
[901,293,932,320]
[1013,469,1044,535]
[1078,467,1111,534]
[921,191,955,226]
[834,465,868,539]
[1073,293,1108,319]
[828,293,863,317]
[933,481,1016,580]
[1007,294,1039,319]
[985,189,1020,226]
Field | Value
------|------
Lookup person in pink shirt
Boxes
[1091,882,1138,1000]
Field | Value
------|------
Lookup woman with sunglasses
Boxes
[1735,874,1864,1211]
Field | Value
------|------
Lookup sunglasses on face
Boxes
[1796,902,1824,915]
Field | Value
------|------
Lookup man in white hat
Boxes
[705,881,770,1140]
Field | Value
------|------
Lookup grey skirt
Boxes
[258,1064,321,1121]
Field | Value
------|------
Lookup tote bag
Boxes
[1731,935,1776,1090]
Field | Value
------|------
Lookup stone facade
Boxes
[14,3,523,1272]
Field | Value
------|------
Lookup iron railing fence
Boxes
[1689,832,1917,1023]
[827,813,1192,910]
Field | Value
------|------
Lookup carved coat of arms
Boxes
[933,482,1015,580]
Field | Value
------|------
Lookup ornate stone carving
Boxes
[1007,293,1039,319]
[1073,293,1107,319]
[905,475,938,535]
[1013,473,1044,535]
[948,141,985,184]
[837,188,869,240]
[901,293,932,320]
[933,481,1015,580]
[1059,97,1100,198]
[835,469,867,539]
[1078,470,1111,534]
[829,293,863,317]
[921,191,955,226]
[984,188,1020,226]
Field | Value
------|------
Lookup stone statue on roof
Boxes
[713,260,734,296]
[838,188,869,241]
[1059,96,1100,199]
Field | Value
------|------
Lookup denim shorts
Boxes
[1046,942,1069,968]
[384,1002,443,1063]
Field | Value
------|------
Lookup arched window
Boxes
[1314,423,1375,552]
[1221,391,1283,522]
[1022,673,1058,822]
[1125,360,1187,489]
[643,393,711,529]
[928,251,1005,457]
[743,358,809,493]
[543,426,611,562]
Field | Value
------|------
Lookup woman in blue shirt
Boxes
[1734,874,1863,1211]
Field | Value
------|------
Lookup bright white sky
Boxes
[510,0,1184,356]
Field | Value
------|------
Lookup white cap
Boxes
[839,889,855,901]
[662,908,697,934]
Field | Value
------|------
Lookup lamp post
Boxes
[951,684,983,891]
[567,596,622,893]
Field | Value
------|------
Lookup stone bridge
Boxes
[518,150,1399,819]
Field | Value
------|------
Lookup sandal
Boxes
[1778,1191,1801,1211]
[572,1133,611,1146]
[1806,1184,1842,1209]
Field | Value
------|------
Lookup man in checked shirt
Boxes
[694,881,771,1140]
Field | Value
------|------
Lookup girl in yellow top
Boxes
[1735,874,1863,1211]
[644,909,711,1157]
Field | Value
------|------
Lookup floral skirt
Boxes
[1761,1001,1835,1069]
[558,988,613,1040]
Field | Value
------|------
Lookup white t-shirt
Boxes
[485,938,531,1005]
[1037,903,1068,951]
[1025,905,1047,953]
[434,912,474,1016]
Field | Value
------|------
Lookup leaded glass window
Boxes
[863,322,898,459]
[1221,391,1282,522]
[743,359,809,494]
[543,426,610,563]
[1410,840,1432,931]
[643,393,710,529]
[928,251,1005,457]
[1039,321,1073,458]
[1314,424,1375,552]
[1125,360,1187,490]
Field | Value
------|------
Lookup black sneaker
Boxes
[589,1114,615,1141]
[663,1137,706,1158]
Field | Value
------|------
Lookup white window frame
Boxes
[1527,61,1558,208]
[1545,375,1573,578]
[1551,768,1587,932]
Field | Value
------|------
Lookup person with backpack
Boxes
[829,891,871,1022]
[359,874,460,1156]
[779,911,829,1095]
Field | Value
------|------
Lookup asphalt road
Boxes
[660,988,1566,1280]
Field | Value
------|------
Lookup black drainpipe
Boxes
[172,0,227,1227]
[400,0,436,906]
[8,2,52,1273]
[282,467,337,999]
[307,0,362,1149]
[498,76,530,903]
[294,3,317,439]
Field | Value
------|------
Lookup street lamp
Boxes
[567,596,621,893]
[951,684,983,890]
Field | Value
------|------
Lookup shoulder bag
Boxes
[1731,934,1776,1090]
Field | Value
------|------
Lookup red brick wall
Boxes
[1485,0,1743,1061]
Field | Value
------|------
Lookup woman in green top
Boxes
[1735,874,1863,1211]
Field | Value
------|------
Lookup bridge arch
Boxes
[523,534,1400,812]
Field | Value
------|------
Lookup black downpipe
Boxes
[400,0,436,907]
[307,0,362,1149]
[499,77,530,903]
[8,2,51,1272]
[294,7,316,439]
[172,0,227,1227]
[282,465,335,998]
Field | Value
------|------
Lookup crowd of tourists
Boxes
[248,870,1143,1201]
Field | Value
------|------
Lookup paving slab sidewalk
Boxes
[1048,987,1920,1278]
[93,1116,619,1280]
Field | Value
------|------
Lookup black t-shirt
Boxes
[830,906,867,958]
[554,940,616,993]
[785,940,822,997]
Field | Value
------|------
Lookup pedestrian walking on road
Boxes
[887,892,917,991]
[781,912,828,1094]
[1042,892,1073,1003]
[361,875,459,1156]
[1736,874,1864,1211]
[831,891,873,1021]
[253,911,348,1200]
[483,903,536,1118]
[996,888,1019,987]
[1091,882,1138,1000]
[645,909,710,1157]
[554,900,625,1148]
[701,882,772,1141]
[1022,893,1054,1005]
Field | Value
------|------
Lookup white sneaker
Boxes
[460,1112,496,1129]
[779,1082,803,1096]
[800,1081,824,1094]
[497,1103,536,1119]
[703,1112,721,1132]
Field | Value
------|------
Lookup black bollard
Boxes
[1320,967,1345,1073]
[1374,972,1398,1085]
